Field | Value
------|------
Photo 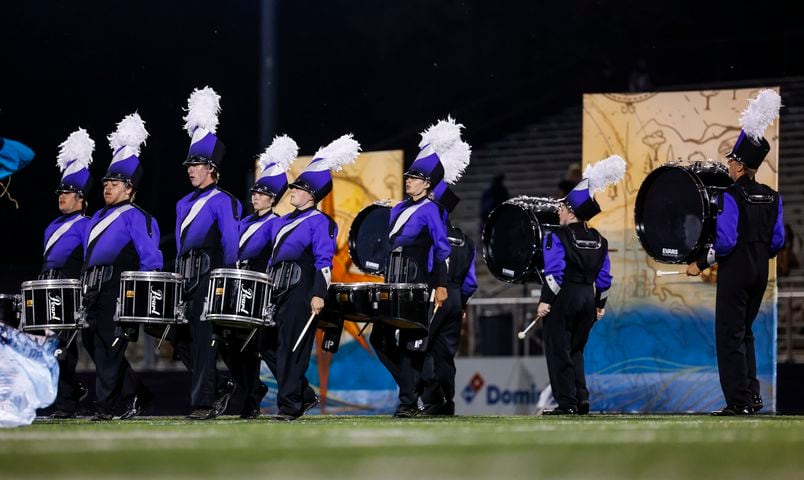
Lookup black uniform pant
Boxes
[420,285,462,408]
[217,327,265,413]
[543,283,596,410]
[82,280,149,414]
[370,323,425,409]
[259,272,318,417]
[715,251,767,407]
[51,334,82,412]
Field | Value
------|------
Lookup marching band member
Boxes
[174,87,241,420]
[370,118,454,418]
[537,155,623,415]
[419,126,476,416]
[223,135,298,419]
[39,129,94,418]
[686,90,785,415]
[260,134,359,420]
[82,114,161,420]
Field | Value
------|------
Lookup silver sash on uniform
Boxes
[43,215,84,255]
[239,212,276,248]
[180,189,222,237]
[388,199,430,238]
[272,210,321,250]
[87,205,135,245]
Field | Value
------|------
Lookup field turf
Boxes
[1,415,803,479]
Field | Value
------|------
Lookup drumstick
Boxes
[240,327,258,352]
[292,312,317,352]
[358,322,371,337]
[517,315,542,340]
[656,270,684,277]
[155,325,171,354]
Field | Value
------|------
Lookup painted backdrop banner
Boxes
[582,88,779,412]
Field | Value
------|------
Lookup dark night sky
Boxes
[1,0,801,288]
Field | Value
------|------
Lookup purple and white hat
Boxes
[56,128,94,196]
[183,87,225,169]
[423,117,471,213]
[290,134,361,202]
[564,155,626,221]
[104,113,148,188]
[251,134,299,200]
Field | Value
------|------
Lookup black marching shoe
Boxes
[240,383,269,419]
[751,394,764,413]
[711,405,752,416]
[393,404,420,418]
[240,408,261,419]
[120,392,153,420]
[270,413,298,421]
[213,378,236,417]
[419,399,448,416]
[542,407,578,416]
[302,394,320,415]
[577,401,590,415]
[91,410,114,421]
[49,409,77,419]
[187,408,217,420]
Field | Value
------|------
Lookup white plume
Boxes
[583,155,626,193]
[739,89,782,142]
[441,140,472,184]
[183,86,221,136]
[419,115,464,154]
[57,128,95,171]
[314,134,361,172]
[258,134,298,172]
[108,113,149,155]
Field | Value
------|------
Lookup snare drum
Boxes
[205,268,272,328]
[320,282,378,328]
[20,279,83,332]
[374,283,430,331]
[0,293,21,329]
[118,271,184,324]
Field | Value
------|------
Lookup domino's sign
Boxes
[455,357,550,414]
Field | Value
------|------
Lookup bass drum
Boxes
[482,196,560,283]
[635,161,732,264]
[348,203,391,275]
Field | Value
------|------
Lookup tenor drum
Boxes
[635,161,732,264]
[0,294,21,329]
[348,204,391,275]
[319,282,378,328]
[20,279,83,331]
[118,271,184,324]
[482,196,560,283]
[205,268,272,328]
[374,283,430,331]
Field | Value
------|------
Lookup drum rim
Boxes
[120,271,184,281]
[331,282,379,290]
[209,268,271,282]
[116,316,186,325]
[21,279,82,289]
[204,313,267,325]
[481,201,546,284]
[374,282,429,289]
[634,164,713,264]
[0,293,21,299]
[21,323,85,331]
[348,203,390,275]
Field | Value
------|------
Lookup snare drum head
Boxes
[635,164,731,263]
[349,204,391,275]
[482,202,558,283]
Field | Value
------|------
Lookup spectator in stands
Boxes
[778,224,800,277]
[557,163,583,197]
[479,173,509,230]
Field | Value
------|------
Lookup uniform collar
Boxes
[100,199,131,216]
[289,205,316,219]
[191,182,218,201]
[59,210,82,222]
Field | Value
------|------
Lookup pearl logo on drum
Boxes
[149,286,163,316]
[239,286,254,315]
[48,294,62,322]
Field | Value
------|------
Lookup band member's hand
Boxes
[537,302,551,318]
[435,287,448,308]
[686,263,701,276]
[311,296,325,315]
[596,308,605,320]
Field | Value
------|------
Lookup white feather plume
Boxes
[419,115,464,153]
[739,89,782,141]
[57,128,95,171]
[313,134,361,172]
[441,140,472,184]
[583,155,626,193]
[108,113,149,155]
[258,134,298,172]
[183,86,221,136]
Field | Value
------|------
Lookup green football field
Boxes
[2,415,803,479]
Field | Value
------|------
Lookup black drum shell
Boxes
[635,163,731,264]
[206,268,271,328]
[0,294,21,329]
[348,204,391,275]
[20,279,82,331]
[321,282,377,329]
[118,272,183,324]
[482,200,559,284]
[374,283,430,332]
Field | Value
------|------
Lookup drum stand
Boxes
[54,329,80,361]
